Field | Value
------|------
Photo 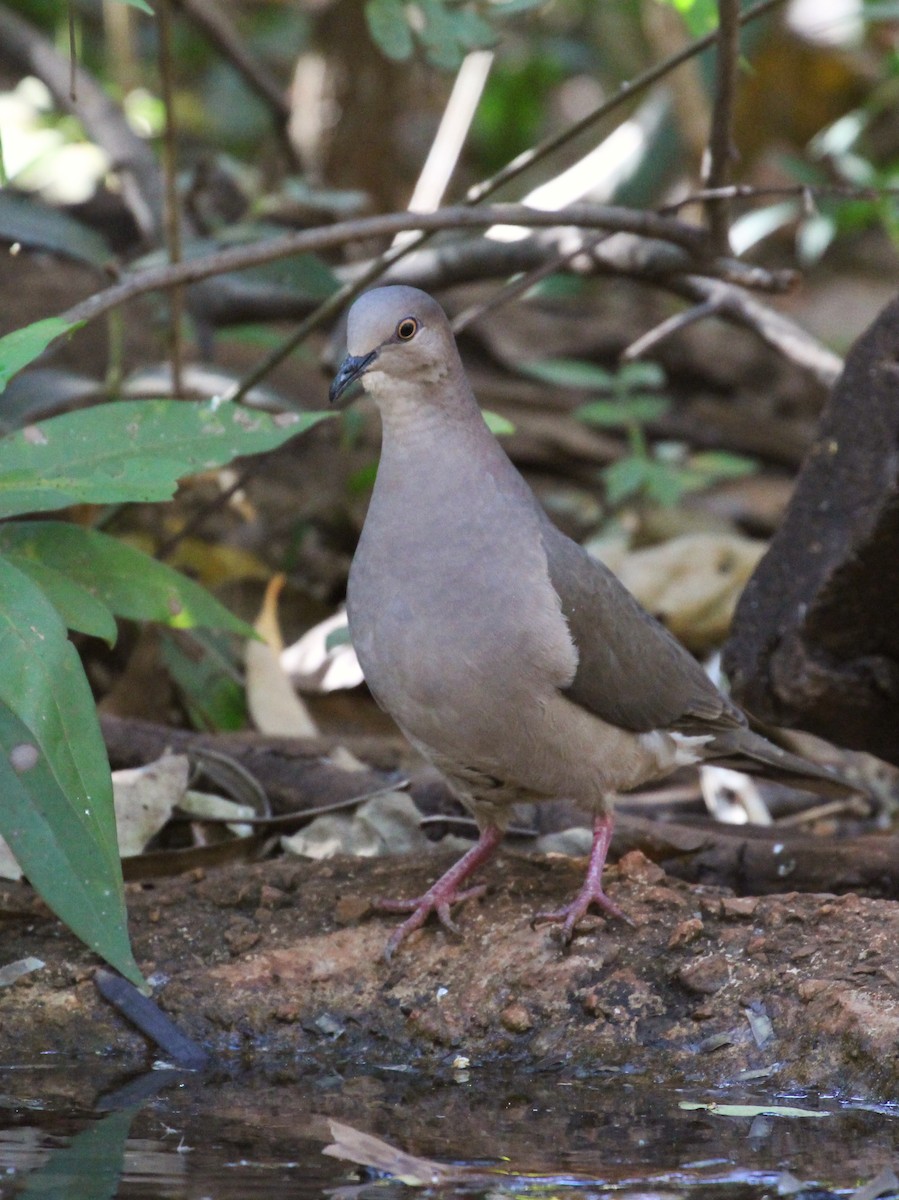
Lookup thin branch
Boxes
[623,299,723,361]
[670,275,843,386]
[57,203,710,327]
[668,181,899,208]
[157,0,184,396]
[704,0,742,253]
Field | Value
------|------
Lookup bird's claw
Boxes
[379,884,488,961]
[532,887,632,944]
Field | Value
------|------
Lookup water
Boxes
[1,1064,897,1199]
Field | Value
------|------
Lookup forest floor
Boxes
[3,840,899,1099]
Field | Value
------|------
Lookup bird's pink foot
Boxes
[534,882,631,944]
[377,824,503,960]
[532,812,631,943]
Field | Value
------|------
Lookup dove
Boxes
[330,285,850,958]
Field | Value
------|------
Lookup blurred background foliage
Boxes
[3,0,895,223]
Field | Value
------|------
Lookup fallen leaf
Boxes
[246,573,318,736]
[113,754,189,857]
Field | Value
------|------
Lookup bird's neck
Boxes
[369,366,486,455]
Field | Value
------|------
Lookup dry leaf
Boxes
[246,573,318,736]
[323,1120,457,1186]
[113,754,189,856]
[282,791,437,861]
[589,532,766,651]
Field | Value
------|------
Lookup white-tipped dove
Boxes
[330,285,850,958]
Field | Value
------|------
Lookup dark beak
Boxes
[329,350,378,405]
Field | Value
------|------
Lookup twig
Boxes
[669,182,899,207]
[623,298,723,361]
[675,275,843,386]
[704,0,742,253]
[157,0,184,396]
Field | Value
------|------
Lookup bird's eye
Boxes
[396,317,418,340]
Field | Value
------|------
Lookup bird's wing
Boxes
[539,516,744,735]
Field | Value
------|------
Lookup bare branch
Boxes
[158,0,185,396]
[57,203,710,327]
[704,0,742,253]
[623,299,723,361]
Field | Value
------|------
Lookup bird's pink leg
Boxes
[534,812,631,943]
[377,824,504,960]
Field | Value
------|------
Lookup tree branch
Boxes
[57,203,710,327]
[704,0,742,253]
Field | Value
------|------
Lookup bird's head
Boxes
[329,286,458,406]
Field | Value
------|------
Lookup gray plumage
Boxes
[330,285,850,955]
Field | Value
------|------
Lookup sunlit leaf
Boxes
[483,409,515,435]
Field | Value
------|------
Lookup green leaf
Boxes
[449,7,497,49]
[603,457,652,506]
[0,399,330,519]
[518,357,615,390]
[640,460,691,507]
[16,1105,139,1200]
[617,360,666,390]
[0,522,252,635]
[688,450,757,480]
[679,1101,827,1119]
[0,192,111,269]
[365,0,414,60]
[483,409,515,436]
[1,551,118,643]
[0,317,77,395]
[489,0,548,13]
[576,396,669,427]
[0,559,143,987]
[417,0,465,68]
[160,629,247,732]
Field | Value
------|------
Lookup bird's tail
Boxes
[705,727,858,799]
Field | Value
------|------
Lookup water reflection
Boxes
[1,1065,897,1199]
